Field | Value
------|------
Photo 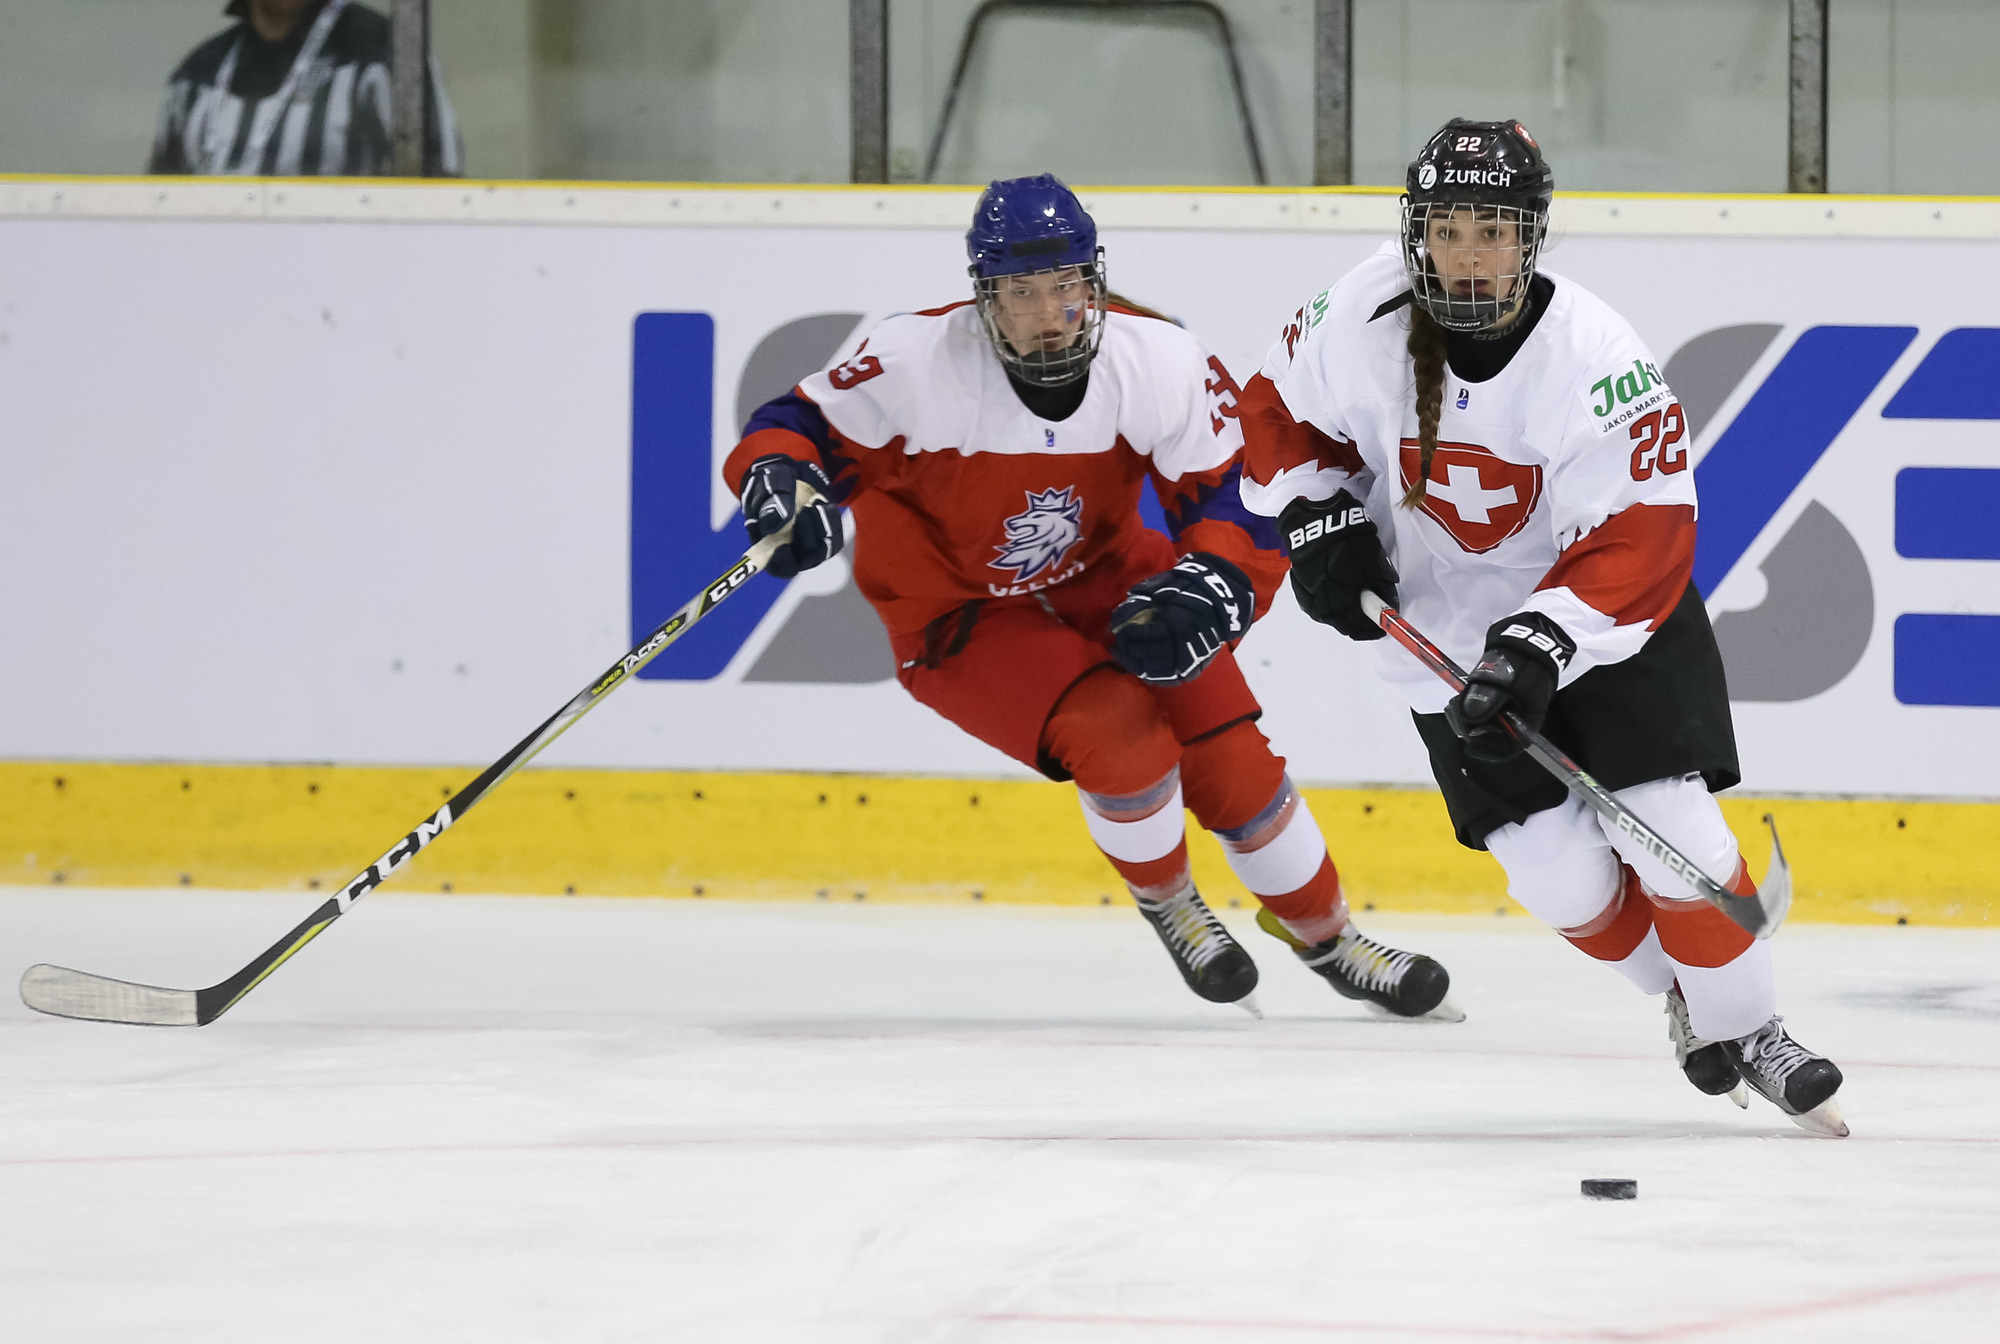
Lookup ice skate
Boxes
[1256,908,1461,1021]
[1665,984,1748,1108]
[1134,884,1260,1012]
[1724,1016,1848,1137]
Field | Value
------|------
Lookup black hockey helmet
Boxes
[1401,119,1554,332]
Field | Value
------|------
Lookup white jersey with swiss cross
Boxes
[1240,242,1697,713]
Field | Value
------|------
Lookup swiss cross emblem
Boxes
[1397,439,1543,554]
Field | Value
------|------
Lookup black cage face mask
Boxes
[1400,200,1547,333]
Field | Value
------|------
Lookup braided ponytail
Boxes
[1402,305,1449,508]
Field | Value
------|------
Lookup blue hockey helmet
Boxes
[967,173,1099,278]
[966,174,1108,386]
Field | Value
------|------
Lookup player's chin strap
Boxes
[1359,590,1791,940]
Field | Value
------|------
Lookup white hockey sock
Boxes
[1605,924,1676,995]
[1212,778,1341,943]
[1214,780,1325,894]
[1078,770,1185,865]
[1673,938,1776,1042]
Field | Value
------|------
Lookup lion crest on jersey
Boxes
[992,486,1084,582]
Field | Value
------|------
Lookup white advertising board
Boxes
[0,185,1995,797]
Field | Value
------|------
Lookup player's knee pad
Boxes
[1042,667,1182,798]
[1177,720,1287,834]
[1603,775,1741,907]
[1484,797,1623,930]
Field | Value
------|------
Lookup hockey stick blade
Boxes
[21,963,199,1026]
[1758,812,1793,930]
[1358,591,1786,939]
[19,490,817,1027]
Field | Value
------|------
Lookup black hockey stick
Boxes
[19,492,817,1026]
[1359,591,1790,939]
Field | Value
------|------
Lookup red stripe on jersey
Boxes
[1238,373,1365,486]
[1537,503,1696,630]
[723,426,821,497]
[912,300,974,318]
[1174,517,1288,622]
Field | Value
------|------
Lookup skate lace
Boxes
[1740,1016,1812,1085]
[1329,929,1415,993]
[1148,891,1231,972]
[1664,989,1708,1065]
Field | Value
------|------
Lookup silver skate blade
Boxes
[1756,814,1793,936]
[1788,1096,1849,1138]
[1421,994,1468,1024]
[1726,1082,1749,1110]
[1233,992,1264,1020]
[1363,994,1466,1024]
[20,964,199,1026]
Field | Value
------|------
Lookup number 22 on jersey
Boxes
[1628,401,1688,481]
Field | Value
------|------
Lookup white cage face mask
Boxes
[973,257,1108,387]
[1401,201,1546,333]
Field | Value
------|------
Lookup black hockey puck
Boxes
[1581,1179,1637,1200]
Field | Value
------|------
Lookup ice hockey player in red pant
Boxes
[723,174,1455,1020]
[1236,121,1848,1133]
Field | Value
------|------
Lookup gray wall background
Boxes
[1,0,1995,192]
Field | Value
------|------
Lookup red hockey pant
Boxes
[895,585,1344,933]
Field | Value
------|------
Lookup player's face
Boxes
[991,266,1094,355]
[1424,208,1525,314]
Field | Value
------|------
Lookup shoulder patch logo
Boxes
[1582,357,1672,434]
[1398,439,1543,554]
[1281,289,1334,361]
[992,486,1085,583]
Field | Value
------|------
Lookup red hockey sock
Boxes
[1107,838,1193,902]
[1255,853,1350,944]
[1559,865,1657,962]
[1649,857,1757,968]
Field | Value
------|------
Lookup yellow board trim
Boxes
[6,172,2000,206]
[1,762,1992,927]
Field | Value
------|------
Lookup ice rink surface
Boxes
[3,888,1997,1343]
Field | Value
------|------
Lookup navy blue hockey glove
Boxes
[1445,612,1577,762]
[1279,489,1399,641]
[740,454,842,580]
[1110,552,1256,685]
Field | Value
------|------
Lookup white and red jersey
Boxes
[1238,242,1697,713]
[727,301,1284,639]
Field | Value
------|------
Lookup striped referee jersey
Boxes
[149,0,462,177]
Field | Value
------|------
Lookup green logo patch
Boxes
[1582,357,1671,432]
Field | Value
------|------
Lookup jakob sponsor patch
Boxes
[1582,357,1672,433]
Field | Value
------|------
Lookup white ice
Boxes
[3,888,1998,1343]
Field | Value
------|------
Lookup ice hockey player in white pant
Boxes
[1235,118,1847,1136]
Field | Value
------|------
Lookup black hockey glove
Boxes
[739,454,842,580]
[1444,611,1577,762]
[1110,552,1256,685]
[1278,489,1399,641]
